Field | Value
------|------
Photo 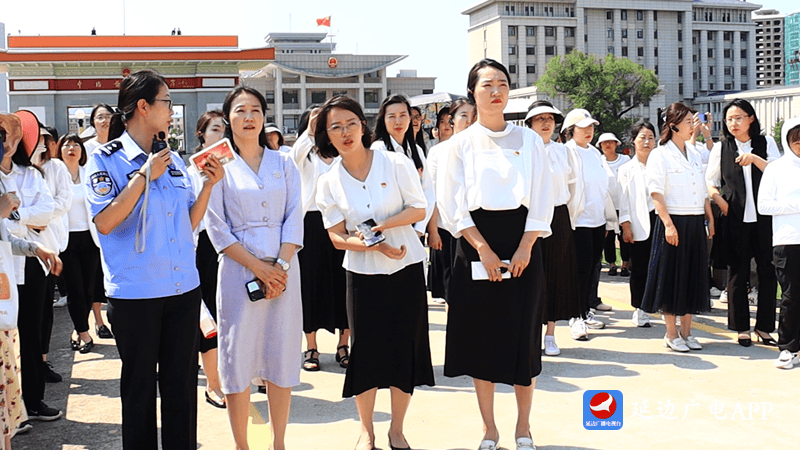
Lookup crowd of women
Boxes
[1,58,799,450]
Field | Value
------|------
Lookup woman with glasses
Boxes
[315,96,434,450]
[706,99,780,347]
[85,69,223,449]
[410,106,427,155]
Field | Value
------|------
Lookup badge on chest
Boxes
[168,164,183,177]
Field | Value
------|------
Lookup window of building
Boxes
[741,49,747,59]
[725,83,732,90]
[282,90,298,105]
[693,36,697,45]
[637,10,643,21]
[265,91,275,104]
[679,83,684,95]
[724,67,732,76]
[509,64,517,73]
[509,46,516,55]
[655,65,658,74]
[678,30,683,42]
[637,47,644,57]
[708,48,714,58]
[526,26,536,36]
[654,31,658,39]
[724,49,731,58]
[621,10,628,20]
[622,29,628,39]
[708,31,714,41]
[693,72,697,80]
[546,46,555,55]
[527,65,536,74]
[637,29,643,39]
[724,31,732,41]
[584,34,588,42]
[566,46,574,53]
[679,65,683,76]
[693,54,697,62]
[565,27,575,37]
[283,114,299,133]
[678,12,683,23]
[508,26,516,36]
[607,29,614,39]
[741,33,748,42]
[741,66,748,76]
[364,91,380,108]
[653,11,657,21]
[608,46,615,55]
[310,91,327,104]
[622,47,628,57]
[607,10,613,20]
[678,48,683,59]
[511,83,518,89]
[654,48,658,57]
[709,66,714,75]
[545,27,554,37]
[742,84,748,90]
[527,46,536,55]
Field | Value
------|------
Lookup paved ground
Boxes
[12,270,794,450]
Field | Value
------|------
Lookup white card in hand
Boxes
[471,260,512,280]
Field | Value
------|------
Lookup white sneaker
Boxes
[515,436,536,450]
[774,350,800,369]
[569,317,589,341]
[664,335,690,352]
[709,287,722,297]
[544,336,561,356]
[684,335,703,350]
[594,302,613,311]
[432,297,446,305]
[631,308,651,327]
[585,311,606,329]
[748,287,758,306]
[719,290,728,303]
[53,296,68,308]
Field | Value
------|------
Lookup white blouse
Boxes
[316,149,428,275]
[568,141,611,228]
[705,136,780,223]
[68,181,90,232]
[647,140,708,215]
[758,150,800,246]
[289,131,339,215]
[618,159,656,241]
[437,123,553,238]
[40,158,73,253]
[603,153,631,210]
[371,137,434,235]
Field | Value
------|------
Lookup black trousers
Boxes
[41,274,56,355]
[574,226,606,314]
[108,287,201,450]
[774,245,800,353]
[603,212,631,264]
[63,231,100,333]
[727,222,777,332]
[18,257,48,409]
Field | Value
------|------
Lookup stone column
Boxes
[613,10,622,57]
[733,31,742,90]
[358,74,365,106]
[644,10,655,70]
[748,30,757,89]
[683,12,693,95]
[519,30,528,87]
[275,68,283,131]
[716,31,725,89]
[700,29,709,91]
[576,7,586,52]
[537,25,547,78]
[299,74,307,110]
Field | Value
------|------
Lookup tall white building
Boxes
[752,9,785,88]
[463,0,761,109]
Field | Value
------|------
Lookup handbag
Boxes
[0,240,19,330]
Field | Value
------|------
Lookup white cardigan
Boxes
[618,158,655,241]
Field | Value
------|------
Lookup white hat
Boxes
[782,117,800,155]
[561,108,599,132]
[596,133,621,145]
[524,105,563,123]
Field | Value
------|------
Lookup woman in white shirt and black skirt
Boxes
[438,59,553,450]
[315,96,434,450]
[643,102,715,352]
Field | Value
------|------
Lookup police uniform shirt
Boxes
[85,131,199,299]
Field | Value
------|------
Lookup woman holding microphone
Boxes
[85,69,223,450]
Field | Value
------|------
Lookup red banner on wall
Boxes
[12,77,208,91]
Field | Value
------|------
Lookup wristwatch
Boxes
[275,257,290,271]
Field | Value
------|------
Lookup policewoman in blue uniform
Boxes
[85,69,223,450]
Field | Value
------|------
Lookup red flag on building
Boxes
[316,16,331,27]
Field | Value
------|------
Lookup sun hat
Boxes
[596,132,621,145]
[524,105,564,124]
[13,110,50,157]
[561,108,599,132]
[264,123,282,135]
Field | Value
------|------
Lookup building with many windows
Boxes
[463,0,761,116]
[787,10,800,86]
[242,33,435,134]
[752,9,785,88]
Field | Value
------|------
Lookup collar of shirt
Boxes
[119,132,147,162]
[735,138,752,153]
[474,122,513,138]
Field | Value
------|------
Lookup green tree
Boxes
[536,51,660,141]
[773,118,784,153]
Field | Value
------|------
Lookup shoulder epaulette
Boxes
[99,140,124,156]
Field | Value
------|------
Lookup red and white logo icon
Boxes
[589,392,617,419]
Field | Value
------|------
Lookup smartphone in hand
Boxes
[356,219,386,247]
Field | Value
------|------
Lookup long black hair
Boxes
[721,98,762,142]
[222,86,270,153]
[373,95,423,170]
[411,106,427,155]
[314,96,373,159]
[297,104,321,137]
[193,109,224,153]
[108,70,167,141]
[90,103,114,129]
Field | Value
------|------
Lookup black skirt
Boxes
[540,205,582,322]
[641,215,711,316]
[196,230,219,353]
[343,262,434,398]
[298,211,348,334]
[427,227,456,301]
[445,207,545,386]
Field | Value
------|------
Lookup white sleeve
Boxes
[49,160,73,220]
[436,139,472,237]
[414,147,435,234]
[758,163,800,216]
[617,165,633,225]
[525,135,553,237]
[315,172,346,229]
[765,136,781,162]
[394,154,429,212]
[646,149,668,197]
[705,142,723,189]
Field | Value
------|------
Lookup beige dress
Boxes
[0,329,26,443]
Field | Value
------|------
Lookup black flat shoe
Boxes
[70,338,80,351]
[608,267,619,276]
[335,345,350,368]
[79,340,94,354]
[755,330,778,346]
[738,336,752,347]
[388,433,411,450]
[96,325,114,339]
[205,390,226,409]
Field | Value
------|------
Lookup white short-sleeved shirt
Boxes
[647,140,707,215]
[758,151,800,246]
[316,150,428,275]
[436,123,553,238]
[546,141,576,207]
[289,131,339,215]
[569,141,609,228]
[603,153,631,209]
[705,136,780,223]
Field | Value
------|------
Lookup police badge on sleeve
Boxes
[90,171,114,196]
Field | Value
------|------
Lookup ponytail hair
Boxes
[108,69,167,141]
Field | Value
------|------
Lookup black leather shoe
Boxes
[96,325,114,339]
[43,362,62,383]
[738,337,752,347]
[79,339,94,354]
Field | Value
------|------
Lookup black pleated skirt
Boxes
[196,230,219,353]
[445,207,545,386]
[427,227,456,301]
[298,211,348,334]
[540,205,582,322]
[343,262,434,398]
[641,215,711,316]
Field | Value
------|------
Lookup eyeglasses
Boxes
[94,114,112,122]
[328,121,361,137]
[725,115,750,125]
[154,98,173,110]
[411,115,423,122]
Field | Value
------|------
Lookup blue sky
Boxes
[2,0,797,93]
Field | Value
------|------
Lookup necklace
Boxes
[71,172,80,183]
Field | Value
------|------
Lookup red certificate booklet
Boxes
[190,138,236,173]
